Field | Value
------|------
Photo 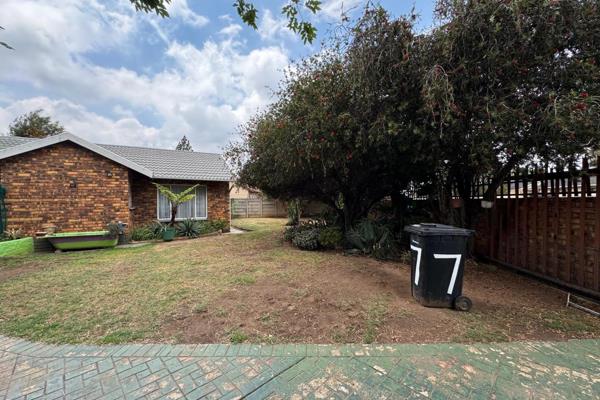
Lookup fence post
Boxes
[595,156,600,292]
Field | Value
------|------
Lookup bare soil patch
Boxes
[163,228,600,344]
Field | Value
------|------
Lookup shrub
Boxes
[130,226,154,241]
[149,221,166,239]
[346,219,400,260]
[283,223,315,242]
[286,199,301,226]
[283,225,298,242]
[318,226,343,249]
[208,219,228,232]
[3,228,23,241]
[177,219,201,238]
[292,228,320,250]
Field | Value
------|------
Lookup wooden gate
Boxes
[474,159,600,298]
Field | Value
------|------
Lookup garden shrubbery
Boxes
[130,219,228,241]
[284,216,401,260]
[284,220,344,252]
[291,228,320,250]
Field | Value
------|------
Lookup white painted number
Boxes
[433,254,462,295]
[410,244,422,286]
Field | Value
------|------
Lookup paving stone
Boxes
[1,336,598,399]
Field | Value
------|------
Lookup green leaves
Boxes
[234,0,259,30]
[152,183,199,207]
[129,0,170,18]
[282,1,321,44]
[128,0,321,43]
[9,110,65,138]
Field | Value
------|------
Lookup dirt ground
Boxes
[163,221,600,344]
[3,218,599,345]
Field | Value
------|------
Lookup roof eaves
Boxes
[0,133,155,178]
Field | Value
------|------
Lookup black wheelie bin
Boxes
[404,223,474,311]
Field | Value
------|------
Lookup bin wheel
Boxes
[454,296,472,312]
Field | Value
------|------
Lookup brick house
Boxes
[0,133,231,235]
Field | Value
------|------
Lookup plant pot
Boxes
[42,224,57,234]
[451,198,464,208]
[163,227,176,242]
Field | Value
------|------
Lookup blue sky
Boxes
[0,0,436,152]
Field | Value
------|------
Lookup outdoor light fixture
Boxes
[106,170,113,177]
[69,179,77,188]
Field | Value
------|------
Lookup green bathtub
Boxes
[46,231,118,251]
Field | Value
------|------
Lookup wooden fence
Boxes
[473,158,600,298]
[231,198,330,219]
[231,198,287,218]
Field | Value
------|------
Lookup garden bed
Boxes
[0,218,599,344]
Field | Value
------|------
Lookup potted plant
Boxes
[152,183,199,241]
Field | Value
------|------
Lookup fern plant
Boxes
[152,183,199,226]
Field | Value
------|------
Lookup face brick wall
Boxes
[129,173,230,228]
[0,142,131,235]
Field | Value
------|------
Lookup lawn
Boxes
[0,218,599,345]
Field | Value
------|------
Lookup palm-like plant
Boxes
[152,183,199,226]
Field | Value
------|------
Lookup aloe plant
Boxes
[152,183,199,226]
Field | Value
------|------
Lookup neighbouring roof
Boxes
[0,133,231,182]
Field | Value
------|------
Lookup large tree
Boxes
[130,0,322,43]
[175,135,193,151]
[419,0,600,226]
[8,110,66,138]
[227,8,425,231]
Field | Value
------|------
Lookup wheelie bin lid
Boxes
[404,223,474,237]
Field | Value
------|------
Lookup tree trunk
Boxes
[170,204,177,226]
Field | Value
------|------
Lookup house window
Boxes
[157,184,207,221]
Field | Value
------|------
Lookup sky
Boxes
[0,0,437,153]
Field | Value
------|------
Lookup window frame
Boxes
[156,184,208,222]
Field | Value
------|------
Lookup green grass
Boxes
[2,218,599,345]
[0,237,33,257]
[542,312,595,333]
[231,218,287,232]
[229,328,249,344]
[0,228,283,344]
[192,302,208,314]
[362,296,389,344]
[231,274,256,285]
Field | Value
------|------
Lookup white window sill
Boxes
[158,217,208,222]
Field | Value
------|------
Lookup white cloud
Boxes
[219,24,243,37]
[167,0,209,28]
[0,0,290,152]
[320,0,364,20]
[0,97,160,147]
[258,9,296,43]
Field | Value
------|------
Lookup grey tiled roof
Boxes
[0,136,37,150]
[98,144,231,182]
[0,135,231,182]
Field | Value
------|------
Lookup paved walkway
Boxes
[0,336,598,399]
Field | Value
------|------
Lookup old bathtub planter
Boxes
[46,231,118,251]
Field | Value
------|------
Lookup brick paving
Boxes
[0,335,598,399]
